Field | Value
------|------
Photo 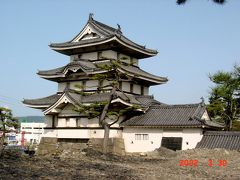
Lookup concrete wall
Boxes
[123,128,203,152]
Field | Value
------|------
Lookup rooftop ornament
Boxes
[200,97,205,106]
[89,13,94,21]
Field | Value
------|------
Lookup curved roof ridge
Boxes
[115,34,157,54]
[149,103,201,109]
[23,93,62,107]
[38,66,66,75]
[91,19,119,35]
[118,65,168,83]
[38,60,97,76]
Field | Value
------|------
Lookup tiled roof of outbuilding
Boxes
[121,103,223,128]
[196,131,240,150]
[135,95,163,107]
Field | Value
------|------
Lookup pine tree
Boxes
[207,65,240,130]
[0,107,19,156]
[74,58,140,153]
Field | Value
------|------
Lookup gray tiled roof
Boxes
[196,131,240,150]
[50,36,112,48]
[37,60,166,84]
[135,95,164,107]
[121,104,223,128]
[119,65,168,83]
[91,19,120,35]
[38,60,96,76]
[23,90,159,109]
[49,18,157,58]
[81,91,141,105]
[23,94,61,106]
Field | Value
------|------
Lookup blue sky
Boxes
[0,1,240,116]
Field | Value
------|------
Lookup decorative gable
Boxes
[43,93,76,115]
[72,24,103,42]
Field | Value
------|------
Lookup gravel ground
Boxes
[0,148,240,180]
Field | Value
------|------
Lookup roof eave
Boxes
[121,125,203,128]
[22,103,49,110]
[49,36,157,58]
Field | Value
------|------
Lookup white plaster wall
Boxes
[43,129,58,138]
[86,80,98,90]
[144,86,149,95]
[202,110,210,120]
[77,118,88,127]
[45,115,52,127]
[81,52,97,60]
[102,50,117,59]
[58,129,89,138]
[70,55,78,62]
[132,58,138,66]
[44,129,121,139]
[122,82,130,92]
[123,128,163,153]
[87,117,100,127]
[162,129,183,137]
[118,53,130,64]
[182,128,203,150]
[58,82,67,92]
[59,104,79,116]
[57,118,66,127]
[70,81,82,90]
[134,84,141,95]
[89,129,121,138]
[69,118,77,127]
[123,128,203,152]
[102,80,110,89]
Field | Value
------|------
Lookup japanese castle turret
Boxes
[23,15,223,153]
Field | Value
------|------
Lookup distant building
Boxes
[17,123,44,145]
[23,15,223,152]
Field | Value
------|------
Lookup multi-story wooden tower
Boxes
[23,15,222,152]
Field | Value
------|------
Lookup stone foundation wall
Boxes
[88,138,125,155]
[37,137,125,156]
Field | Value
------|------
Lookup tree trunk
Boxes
[99,85,117,125]
[229,119,233,130]
[0,119,5,157]
[0,136,4,156]
[99,84,117,153]
[102,123,110,154]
